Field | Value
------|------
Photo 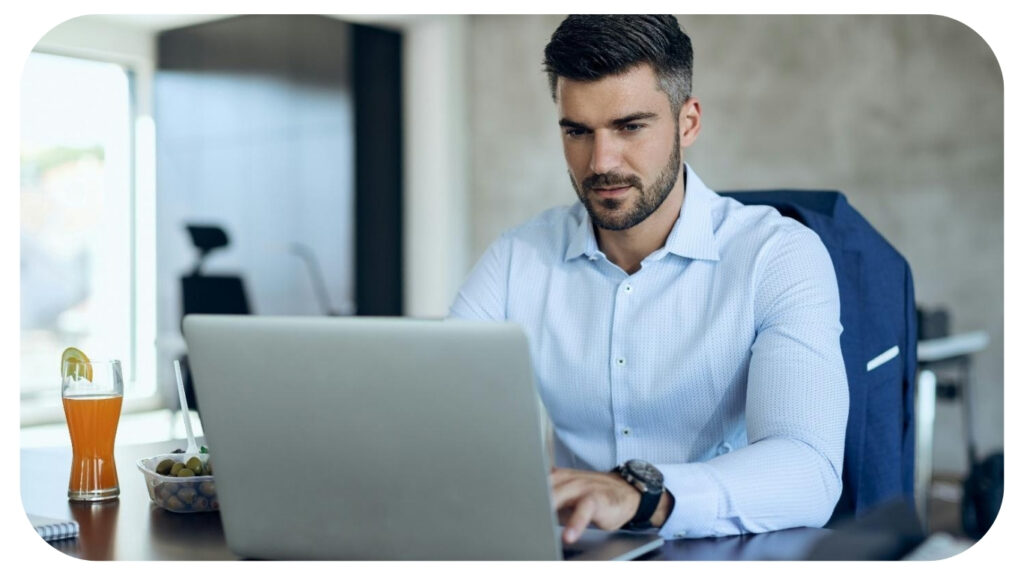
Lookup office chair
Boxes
[178,224,253,416]
[181,225,252,321]
[719,190,918,524]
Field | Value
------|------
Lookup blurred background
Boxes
[19,14,1002,538]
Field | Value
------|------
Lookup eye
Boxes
[564,127,588,138]
[621,123,645,133]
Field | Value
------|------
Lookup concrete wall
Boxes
[465,15,1003,475]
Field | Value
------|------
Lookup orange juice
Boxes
[63,394,123,499]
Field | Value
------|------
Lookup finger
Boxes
[564,496,597,545]
[549,467,576,487]
[557,506,573,525]
[550,468,596,491]
[551,477,589,511]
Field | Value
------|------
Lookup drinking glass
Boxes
[61,359,124,501]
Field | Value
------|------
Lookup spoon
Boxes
[173,359,200,457]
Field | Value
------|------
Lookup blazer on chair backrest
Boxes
[720,190,918,521]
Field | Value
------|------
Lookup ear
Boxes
[678,97,702,148]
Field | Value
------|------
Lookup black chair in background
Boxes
[178,225,252,416]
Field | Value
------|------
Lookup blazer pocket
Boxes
[866,344,899,372]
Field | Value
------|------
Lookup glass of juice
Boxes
[61,358,124,501]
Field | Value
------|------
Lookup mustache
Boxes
[582,172,642,192]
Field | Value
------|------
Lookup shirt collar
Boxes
[565,205,600,262]
[663,164,721,262]
[564,163,721,263]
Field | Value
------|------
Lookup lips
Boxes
[592,185,632,198]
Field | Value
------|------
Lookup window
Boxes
[21,51,155,425]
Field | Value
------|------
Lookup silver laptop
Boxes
[183,315,663,560]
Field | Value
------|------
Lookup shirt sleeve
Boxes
[658,226,849,539]
[448,233,512,321]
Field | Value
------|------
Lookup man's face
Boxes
[557,64,682,231]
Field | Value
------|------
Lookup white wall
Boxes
[36,17,156,114]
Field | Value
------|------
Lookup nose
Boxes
[589,130,622,175]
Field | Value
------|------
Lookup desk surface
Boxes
[21,439,827,561]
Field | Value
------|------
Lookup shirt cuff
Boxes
[657,462,722,539]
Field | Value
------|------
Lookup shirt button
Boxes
[624,284,633,293]
[616,358,626,366]
[622,428,631,436]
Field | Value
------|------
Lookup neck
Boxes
[596,174,686,275]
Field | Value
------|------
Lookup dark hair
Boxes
[543,15,693,116]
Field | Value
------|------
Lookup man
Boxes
[449,15,849,544]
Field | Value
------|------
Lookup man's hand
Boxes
[550,467,673,545]
[551,467,637,544]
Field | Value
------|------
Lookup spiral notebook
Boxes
[28,514,79,542]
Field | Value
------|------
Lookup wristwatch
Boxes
[613,459,664,530]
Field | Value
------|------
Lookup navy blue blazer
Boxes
[720,190,918,520]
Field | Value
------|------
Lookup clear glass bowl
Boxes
[137,453,218,513]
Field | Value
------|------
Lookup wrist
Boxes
[614,460,666,530]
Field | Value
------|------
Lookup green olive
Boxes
[170,462,185,476]
[164,495,184,511]
[176,468,196,477]
[186,457,203,474]
[192,496,210,511]
[198,481,216,497]
[156,459,175,475]
[177,486,197,504]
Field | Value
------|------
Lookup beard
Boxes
[570,132,682,231]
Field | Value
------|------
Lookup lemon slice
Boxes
[61,347,92,381]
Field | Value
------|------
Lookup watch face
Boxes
[626,460,664,488]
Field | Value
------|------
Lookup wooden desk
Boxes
[22,439,827,560]
[22,438,234,560]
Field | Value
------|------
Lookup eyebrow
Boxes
[558,112,659,130]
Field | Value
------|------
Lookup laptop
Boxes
[183,315,664,560]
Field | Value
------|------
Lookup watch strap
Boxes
[625,488,660,529]
[616,465,662,530]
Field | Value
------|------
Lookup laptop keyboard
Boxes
[562,547,583,560]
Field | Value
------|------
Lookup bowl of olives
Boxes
[137,449,218,513]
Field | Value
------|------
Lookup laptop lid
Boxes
[184,315,569,560]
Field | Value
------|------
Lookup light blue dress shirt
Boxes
[449,165,849,539]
